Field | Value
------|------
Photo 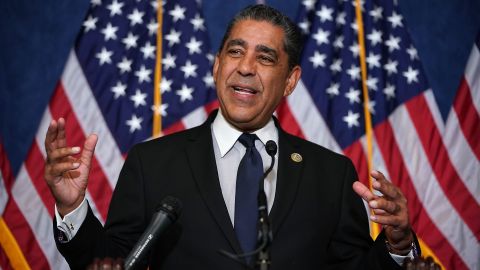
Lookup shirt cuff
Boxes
[54,198,88,242]
[390,250,414,265]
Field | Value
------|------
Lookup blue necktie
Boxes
[235,133,263,255]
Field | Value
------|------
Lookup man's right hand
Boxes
[44,117,98,217]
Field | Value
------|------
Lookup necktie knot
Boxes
[238,133,258,148]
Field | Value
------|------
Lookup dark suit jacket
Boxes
[55,110,411,269]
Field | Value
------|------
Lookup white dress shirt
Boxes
[211,110,278,225]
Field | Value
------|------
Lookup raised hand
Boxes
[44,117,98,217]
[353,170,413,255]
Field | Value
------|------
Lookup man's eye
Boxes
[258,55,274,64]
[228,49,242,56]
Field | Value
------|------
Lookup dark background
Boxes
[1,0,479,175]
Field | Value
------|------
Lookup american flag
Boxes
[275,0,479,269]
[0,0,479,269]
[0,0,216,268]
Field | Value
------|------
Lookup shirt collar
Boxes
[212,109,278,157]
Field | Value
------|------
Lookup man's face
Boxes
[213,19,301,132]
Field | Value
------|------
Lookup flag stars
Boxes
[366,53,381,69]
[313,28,330,45]
[349,42,360,57]
[298,19,311,34]
[83,16,98,32]
[403,66,419,84]
[369,6,383,21]
[367,100,376,114]
[180,60,198,78]
[326,82,340,97]
[367,29,382,46]
[122,32,138,49]
[366,76,379,91]
[96,47,113,65]
[117,57,132,73]
[176,84,194,102]
[101,23,118,41]
[350,22,359,33]
[343,110,360,128]
[203,72,215,88]
[190,14,206,31]
[169,4,186,22]
[407,45,418,60]
[160,77,172,93]
[140,42,155,59]
[316,5,334,22]
[130,89,147,107]
[385,35,401,52]
[309,51,327,68]
[185,37,203,54]
[111,81,126,99]
[336,12,346,26]
[347,65,360,80]
[383,84,396,99]
[384,59,398,75]
[333,36,344,49]
[107,0,124,16]
[135,65,152,83]
[151,103,169,117]
[163,53,177,70]
[126,114,143,133]
[345,87,361,104]
[330,58,342,73]
[388,11,403,28]
[128,9,144,26]
[147,19,159,36]
[165,29,181,47]
[302,0,317,11]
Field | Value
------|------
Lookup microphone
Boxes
[124,196,182,270]
[256,140,276,270]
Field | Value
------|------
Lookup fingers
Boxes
[371,170,402,200]
[45,118,66,153]
[78,134,98,169]
[352,181,376,202]
[86,257,123,270]
[47,146,81,163]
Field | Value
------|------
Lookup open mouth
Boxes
[232,86,258,95]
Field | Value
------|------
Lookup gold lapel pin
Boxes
[291,153,302,163]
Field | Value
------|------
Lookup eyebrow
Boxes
[226,39,278,60]
[255,44,278,60]
[226,39,246,48]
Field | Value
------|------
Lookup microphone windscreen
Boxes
[157,196,183,221]
[265,140,277,156]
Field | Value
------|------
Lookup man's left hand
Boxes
[353,170,413,255]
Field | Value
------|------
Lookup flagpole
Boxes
[354,0,380,239]
[153,0,164,138]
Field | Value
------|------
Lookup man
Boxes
[45,5,418,269]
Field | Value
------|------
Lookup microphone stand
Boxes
[219,141,277,270]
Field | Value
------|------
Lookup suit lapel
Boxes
[185,111,243,255]
[269,127,304,237]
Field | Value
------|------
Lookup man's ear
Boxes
[212,54,220,83]
[283,65,302,97]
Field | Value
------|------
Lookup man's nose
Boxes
[237,54,256,76]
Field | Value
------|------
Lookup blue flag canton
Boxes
[296,0,429,149]
[74,0,215,154]
[161,0,217,129]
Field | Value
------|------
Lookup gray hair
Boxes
[218,4,303,70]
